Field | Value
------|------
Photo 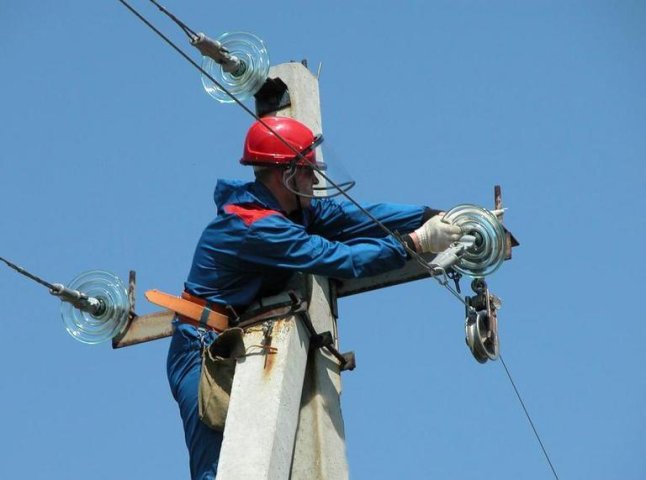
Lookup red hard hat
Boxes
[241,116,322,168]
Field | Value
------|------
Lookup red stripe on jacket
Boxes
[224,204,283,226]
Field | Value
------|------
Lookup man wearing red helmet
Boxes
[167,116,461,479]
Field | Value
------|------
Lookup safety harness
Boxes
[146,288,355,371]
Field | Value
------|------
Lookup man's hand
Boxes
[412,214,463,254]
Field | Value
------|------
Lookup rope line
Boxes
[500,355,560,479]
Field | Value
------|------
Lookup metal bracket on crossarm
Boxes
[298,307,356,372]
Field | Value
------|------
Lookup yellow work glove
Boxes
[413,214,463,254]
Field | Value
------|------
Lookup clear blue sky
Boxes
[1,1,644,478]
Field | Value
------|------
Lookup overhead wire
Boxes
[148,0,198,40]
[0,256,56,291]
[112,2,560,478]
[500,355,560,479]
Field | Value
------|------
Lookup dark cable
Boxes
[0,256,56,290]
[148,0,198,40]
[499,354,560,480]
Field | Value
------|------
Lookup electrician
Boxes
[166,116,461,479]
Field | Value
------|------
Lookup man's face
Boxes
[293,166,319,206]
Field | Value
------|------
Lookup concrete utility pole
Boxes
[215,61,348,480]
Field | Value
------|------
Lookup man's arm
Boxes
[307,198,441,241]
[239,215,410,279]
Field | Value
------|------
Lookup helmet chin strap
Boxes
[282,167,305,219]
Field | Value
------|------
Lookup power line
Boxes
[500,355,560,479]
[0,256,56,291]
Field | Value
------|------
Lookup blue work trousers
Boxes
[167,322,221,480]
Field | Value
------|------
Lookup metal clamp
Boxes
[299,311,356,372]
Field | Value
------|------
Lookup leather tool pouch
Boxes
[198,327,244,431]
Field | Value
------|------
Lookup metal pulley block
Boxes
[464,279,500,363]
[465,310,498,363]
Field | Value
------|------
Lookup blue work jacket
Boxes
[184,179,426,309]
